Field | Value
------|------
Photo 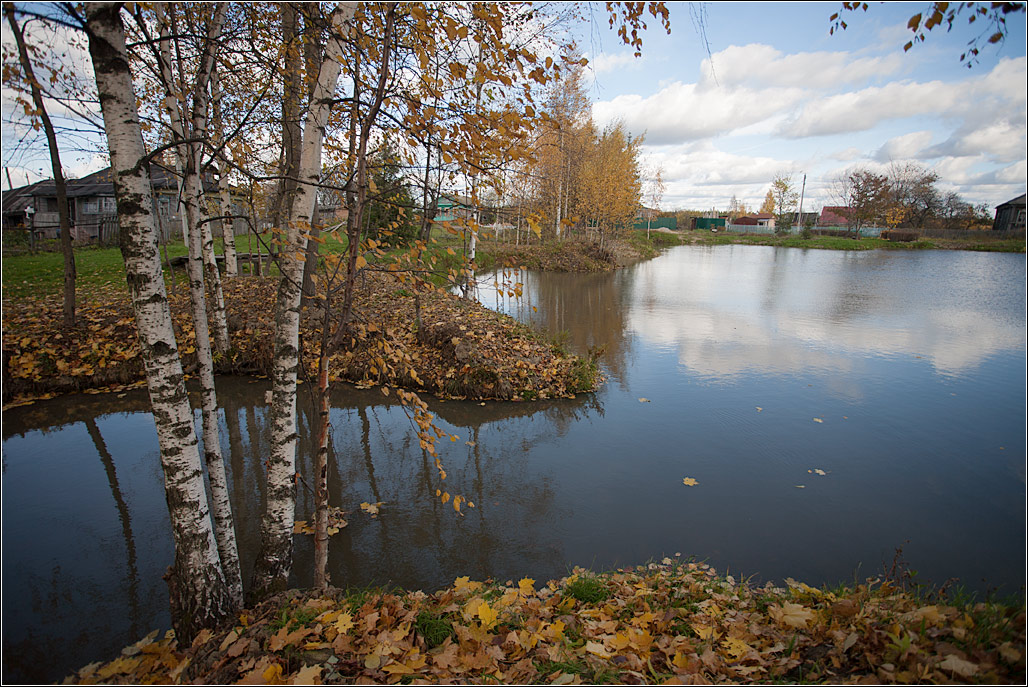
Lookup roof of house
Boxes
[10,163,215,200]
[2,181,45,214]
[737,213,773,221]
[819,206,852,224]
[996,194,1026,209]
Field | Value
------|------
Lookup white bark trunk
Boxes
[251,1,357,599]
[85,1,230,642]
[212,67,238,278]
[189,6,231,355]
[156,1,241,606]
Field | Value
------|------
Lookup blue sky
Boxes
[578,2,1027,212]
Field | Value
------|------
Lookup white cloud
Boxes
[700,44,903,89]
[873,131,935,161]
[593,82,807,144]
[588,51,638,75]
[831,147,864,161]
[922,120,1027,163]
[778,57,1026,139]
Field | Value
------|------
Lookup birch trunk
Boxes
[251,1,357,599]
[188,5,231,356]
[156,1,242,606]
[212,67,238,278]
[85,2,230,641]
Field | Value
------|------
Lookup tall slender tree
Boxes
[83,0,231,641]
[251,1,358,599]
[4,6,76,328]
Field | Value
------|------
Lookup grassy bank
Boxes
[63,559,1025,684]
[662,229,1026,253]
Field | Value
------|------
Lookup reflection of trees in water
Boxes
[84,418,141,638]
[302,401,570,590]
[481,269,634,386]
[196,377,602,591]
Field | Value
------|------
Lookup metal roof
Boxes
[2,181,45,214]
[4,162,217,202]
[996,194,1026,209]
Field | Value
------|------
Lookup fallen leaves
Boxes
[293,507,348,535]
[359,501,385,517]
[682,477,699,486]
[63,559,1025,685]
[3,273,598,405]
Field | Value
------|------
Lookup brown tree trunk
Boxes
[6,7,76,328]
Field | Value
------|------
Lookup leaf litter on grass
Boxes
[63,560,1025,685]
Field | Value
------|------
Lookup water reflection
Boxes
[480,246,1026,382]
[627,246,1026,380]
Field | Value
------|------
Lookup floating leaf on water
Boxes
[682,477,698,486]
[795,485,806,488]
[813,417,824,423]
[755,406,762,412]
[360,501,384,517]
[639,397,650,403]
[814,469,827,476]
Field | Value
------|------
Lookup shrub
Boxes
[881,230,919,242]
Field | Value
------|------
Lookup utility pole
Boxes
[796,173,807,230]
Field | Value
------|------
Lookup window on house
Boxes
[83,199,99,215]
[45,198,58,213]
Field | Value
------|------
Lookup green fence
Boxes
[633,217,677,230]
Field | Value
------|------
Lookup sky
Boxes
[2,2,1026,214]
[576,2,1027,212]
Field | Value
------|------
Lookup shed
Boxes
[693,217,726,230]
[735,213,775,227]
[993,194,1026,232]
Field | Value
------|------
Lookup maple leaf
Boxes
[682,477,698,486]
[938,654,978,677]
[477,600,498,628]
[721,636,753,660]
[288,664,322,684]
[518,577,535,596]
[771,602,814,629]
[335,612,354,634]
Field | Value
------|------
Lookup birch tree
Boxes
[83,0,231,640]
[140,2,244,606]
[250,1,358,599]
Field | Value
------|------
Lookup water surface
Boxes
[3,245,1025,683]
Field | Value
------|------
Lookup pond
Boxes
[3,244,1025,683]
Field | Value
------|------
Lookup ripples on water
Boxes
[3,245,1025,683]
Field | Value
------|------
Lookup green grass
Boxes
[563,575,610,604]
[414,611,455,648]
[681,229,1024,253]
[269,606,321,632]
